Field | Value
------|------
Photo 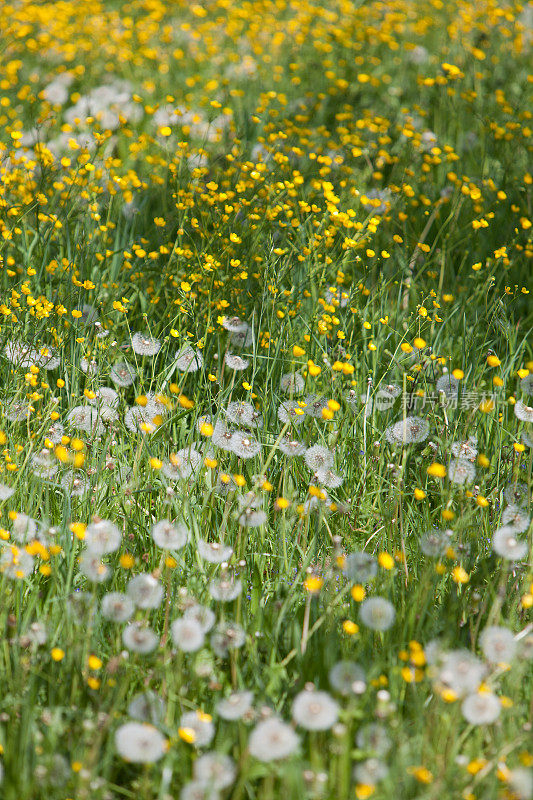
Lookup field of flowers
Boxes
[0,0,532,797]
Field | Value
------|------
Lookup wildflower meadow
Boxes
[0,0,532,798]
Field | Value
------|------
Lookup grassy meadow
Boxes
[0,0,532,797]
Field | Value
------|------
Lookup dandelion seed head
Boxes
[128,691,166,725]
[179,711,215,747]
[359,597,396,630]
[305,445,334,473]
[171,617,205,652]
[193,752,236,790]
[448,458,476,485]
[385,416,429,445]
[280,373,305,395]
[304,395,328,418]
[210,621,246,657]
[122,622,159,654]
[461,692,501,725]
[515,400,533,423]
[216,690,254,720]
[501,504,530,533]
[248,717,299,762]
[353,758,389,785]
[279,436,306,456]
[79,552,110,584]
[151,519,189,550]
[110,361,137,387]
[343,552,378,583]
[479,625,517,664]
[503,482,530,507]
[197,539,233,563]
[101,592,134,622]
[66,405,105,435]
[114,722,166,763]
[329,661,366,696]
[492,526,528,560]
[278,400,305,425]
[183,604,216,633]
[127,574,164,609]
[292,689,339,731]
[437,650,487,696]
[231,431,261,459]
[208,577,242,602]
[356,723,392,756]
[131,332,161,356]
[85,519,121,555]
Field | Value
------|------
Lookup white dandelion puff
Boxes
[66,405,105,435]
[292,689,339,731]
[356,724,392,756]
[515,400,533,423]
[277,401,306,426]
[493,526,528,560]
[171,618,205,652]
[225,401,257,427]
[211,421,235,451]
[508,768,533,800]
[197,539,233,563]
[451,438,478,461]
[305,445,334,473]
[224,353,249,371]
[131,332,161,356]
[84,519,121,555]
[109,361,137,387]
[179,711,215,747]
[175,346,203,373]
[279,436,306,456]
[353,759,389,785]
[151,519,189,550]
[78,552,110,584]
[461,692,501,725]
[385,416,429,445]
[114,722,166,763]
[127,574,164,609]
[216,691,254,721]
[193,752,236,790]
[448,458,476,485]
[231,432,261,459]
[210,622,245,657]
[479,625,517,664]
[184,604,216,633]
[208,577,242,603]
[163,447,202,480]
[343,552,377,583]
[503,482,529,507]
[101,592,134,622]
[359,597,396,631]
[122,622,159,654]
[61,472,91,496]
[0,546,34,579]
[280,373,305,395]
[329,661,366,696]
[420,529,452,557]
[222,316,248,333]
[88,387,119,408]
[128,691,166,725]
[501,504,530,533]
[10,513,38,543]
[436,373,460,399]
[437,650,487,696]
[248,717,299,762]
[520,375,533,395]
[304,395,328,418]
